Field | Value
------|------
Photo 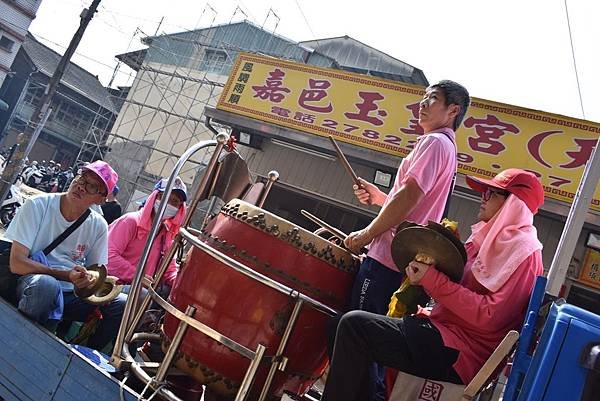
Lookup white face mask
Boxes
[153,202,179,220]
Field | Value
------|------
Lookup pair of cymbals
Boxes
[74,264,123,305]
[391,221,467,283]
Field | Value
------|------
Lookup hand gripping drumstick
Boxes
[328,136,371,205]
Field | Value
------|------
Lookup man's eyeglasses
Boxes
[73,175,106,196]
[482,188,510,202]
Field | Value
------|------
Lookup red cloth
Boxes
[419,242,543,384]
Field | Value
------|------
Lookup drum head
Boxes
[391,226,464,283]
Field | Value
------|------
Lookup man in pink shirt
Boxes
[323,169,545,401]
[337,80,470,401]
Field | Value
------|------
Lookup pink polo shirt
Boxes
[368,128,457,271]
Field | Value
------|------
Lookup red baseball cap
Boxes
[466,168,545,214]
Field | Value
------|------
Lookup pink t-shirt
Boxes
[419,243,544,384]
[368,128,457,270]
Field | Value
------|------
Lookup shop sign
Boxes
[579,248,600,289]
[217,53,600,211]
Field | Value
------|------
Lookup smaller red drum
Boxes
[163,199,357,399]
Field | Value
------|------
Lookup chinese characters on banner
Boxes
[217,53,600,211]
[579,248,600,289]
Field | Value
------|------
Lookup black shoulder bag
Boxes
[0,209,91,305]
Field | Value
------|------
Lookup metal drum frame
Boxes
[109,121,340,401]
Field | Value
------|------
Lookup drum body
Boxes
[163,199,357,399]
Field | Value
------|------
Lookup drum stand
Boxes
[109,125,338,401]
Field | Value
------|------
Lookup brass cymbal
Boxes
[74,264,108,298]
[426,221,467,265]
[391,226,465,283]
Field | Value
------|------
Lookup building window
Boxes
[201,49,227,74]
[0,35,15,52]
[24,87,44,105]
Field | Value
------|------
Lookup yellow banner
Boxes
[217,53,600,211]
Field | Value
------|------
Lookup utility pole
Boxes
[0,0,102,202]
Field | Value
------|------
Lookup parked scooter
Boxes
[22,165,44,187]
[0,185,23,227]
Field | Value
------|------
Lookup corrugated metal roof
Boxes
[140,20,337,74]
[300,36,428,86]
[22,34,116,112]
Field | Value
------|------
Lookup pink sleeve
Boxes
[402,135,451,195]
[420,252,541,329]
[107,216,138,284]
[163,258,178,286]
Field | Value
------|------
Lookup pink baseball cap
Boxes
[82,160,118,195]
[466,168,545,214]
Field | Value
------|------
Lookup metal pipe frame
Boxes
[123,227,339,400]
[257,297,304,401]
[234,344,268,401]
[179,227,338,317]
[144,284,256,359]
[257,170,279,208]
[154,305,196,384]
[110,132,229,368]
[124,233,182,343]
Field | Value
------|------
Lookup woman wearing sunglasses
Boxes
[323,168,546,401]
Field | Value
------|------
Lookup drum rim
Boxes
[216,199,358,273]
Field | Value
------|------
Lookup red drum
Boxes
[163,199,357,399]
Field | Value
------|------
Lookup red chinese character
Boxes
[400,102,425,135]
[293,112,316,124]
[560,138,598,169]
[271,106,291,118]
[344,92,388,126]
[418,380,444,401]
[464,114,519,155]
[298,79,333,113]
[527,130,561,168]
[252,68,291,103]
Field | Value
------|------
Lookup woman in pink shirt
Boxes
[322,169,545,401]
[107,177,187,294]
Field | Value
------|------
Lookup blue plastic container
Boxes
[517,302,600,401]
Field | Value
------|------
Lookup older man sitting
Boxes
[4,160,126,351]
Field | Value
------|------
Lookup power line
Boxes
[294,0,322,50]
[563,0,586,119]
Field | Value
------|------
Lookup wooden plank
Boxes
[53,356,139,401]
[0,299,139,401]
[0,299,67,401]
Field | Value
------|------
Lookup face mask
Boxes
[153,202,179,220]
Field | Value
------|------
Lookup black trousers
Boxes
[322,311,463,401]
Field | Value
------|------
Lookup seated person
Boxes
[5,161,126,351]
[322,169,545,401]
[101,185,122,225]
[107,177,187,295]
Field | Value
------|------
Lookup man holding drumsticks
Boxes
[339,80,470,401]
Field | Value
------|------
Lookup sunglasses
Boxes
[73,174,107,196]
[482,188,509,202]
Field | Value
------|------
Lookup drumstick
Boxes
[301,210,369,256]
[328,136,360,186]
[301,209,348,240]
[328,136,371,205]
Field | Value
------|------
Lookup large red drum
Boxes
[163,199,357,399]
